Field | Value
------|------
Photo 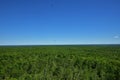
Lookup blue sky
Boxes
[0,0,120,45]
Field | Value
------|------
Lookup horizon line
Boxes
[0,44,120,46]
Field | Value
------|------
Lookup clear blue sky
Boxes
[0,0,120,45]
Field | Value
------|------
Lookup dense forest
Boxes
[0,45,120,80]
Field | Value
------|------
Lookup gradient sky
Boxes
[0,0,120,45]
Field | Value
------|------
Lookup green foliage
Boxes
[0,45,120,80]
